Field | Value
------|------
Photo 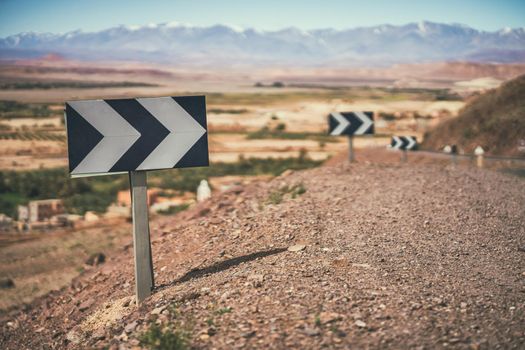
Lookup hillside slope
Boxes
[1,159,524,349]
[422,74,525,156]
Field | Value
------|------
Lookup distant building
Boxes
[105,203,131,218]
[84,211,100,222]
[18,199,64,224]
[17,205,29,222]
[117,189,160,207]
[0,214,13,231]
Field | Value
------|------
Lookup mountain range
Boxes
[1,21,524,66]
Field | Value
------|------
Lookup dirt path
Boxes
[1,155,524,349]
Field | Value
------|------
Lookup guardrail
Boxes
[415,149,525,163]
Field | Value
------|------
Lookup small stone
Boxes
[288,244,306,252]
[85,253,105,266]
[125,321,138,333]
[92,328,105,340]
[78,299,94,312]
[319,312,343,324]
[66,330,82,344]
[355,320,367,328]
[352,263,371,268]
[460,302,468,309]
[248,274,264,287]
[0,278,15,289]
[303,327,320,336]
[151,306,166,315]
[6,321,18,329]
[242,330,256,338]
[209,218,223,225]
[200,334,210,341]
[117,331,128,342]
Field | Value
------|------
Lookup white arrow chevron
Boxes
[392,136,403,149]
[69,100,140,175]
[354,111,373,135]
[136,97,206,170]
[330,112,350,135]
[405,136,416,150]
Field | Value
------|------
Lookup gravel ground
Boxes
[1,158,524,349]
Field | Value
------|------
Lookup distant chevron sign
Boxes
[65,96,208,176]
[328,111,374,136]
[390,136,417,150]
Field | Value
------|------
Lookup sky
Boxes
[0,0,524,37]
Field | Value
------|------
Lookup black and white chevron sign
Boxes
[390,136,417,150]
[328,111,374,136]
[65,96,208,176]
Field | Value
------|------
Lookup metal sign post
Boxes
[402,149,408,163]
[451,144,458,166]
[64,95,209,305]
[129,171,154,303]
[474,146,485,168]
[348,136,354,162]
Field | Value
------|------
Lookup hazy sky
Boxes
[1,0,524,36]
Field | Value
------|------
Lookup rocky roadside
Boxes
[1,160,524,349]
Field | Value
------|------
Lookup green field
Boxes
[0,100,57,119]
[204,87,462,106]
[0,155,322,218]
[0,80,158,90]
[0,131,65,141]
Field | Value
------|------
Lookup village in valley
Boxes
[0,176,243,233]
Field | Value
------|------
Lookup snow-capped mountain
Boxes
[1,21,524,66]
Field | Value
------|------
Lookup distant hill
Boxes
[422,74,525,156]
[1,21,524,66]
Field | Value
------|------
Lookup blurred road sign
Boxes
[328,112,374,136]
[65,96,208,177]
[391,136,417,150]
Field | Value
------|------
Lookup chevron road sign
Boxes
[328,111,374,136]
[65,95,208,177]
[328,111,374,162]
[65,95,208,304]
[390,136,417,151]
